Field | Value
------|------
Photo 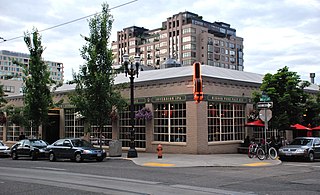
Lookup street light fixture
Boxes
[123,53,140,158]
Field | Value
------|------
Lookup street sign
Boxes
[260,109,272,122]
[260,96,271,102]
[257,102,273,109]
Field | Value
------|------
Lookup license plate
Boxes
[97,153,101,157]
[285,153,292,156]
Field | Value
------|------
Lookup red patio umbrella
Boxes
[245,119,265,127]
[290,124,311,130]
[312,126,320,130]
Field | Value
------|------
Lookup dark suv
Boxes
[11,139,48,160]
[278,137,320,161]
[46,138,106,162]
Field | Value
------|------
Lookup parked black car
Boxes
[278,137,320,162]
[11,139,48,160]
[46,138,106,162]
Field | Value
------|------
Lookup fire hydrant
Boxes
[157,144,163,159]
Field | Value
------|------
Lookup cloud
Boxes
[0,0,319,84]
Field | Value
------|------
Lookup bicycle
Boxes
[248,141,265,160]
[256,141,278,160]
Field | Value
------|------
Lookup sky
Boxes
[0,0,319,84]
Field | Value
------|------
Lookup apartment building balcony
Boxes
[214,54,220,60]
[214,47,220,53]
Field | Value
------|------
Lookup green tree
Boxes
[0,84,7,108]
[69,3,126,148]
[0,84,7,125]
[303,92,320,127]
[19,29,60,136]
[253,66,310,130]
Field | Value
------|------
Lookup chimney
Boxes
[310,73,315,84]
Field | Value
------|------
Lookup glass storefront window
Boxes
[154,103,186,142]
[208,102,245,142]
[6,123,19,141]
[119,104,146,148]
[64,108,85,138]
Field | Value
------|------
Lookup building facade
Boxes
[111,11,244,70]
[0,50,64,95]
[1,65,319,154]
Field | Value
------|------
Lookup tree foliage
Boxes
[0,85,7,108]
[253,66,310,130]
[69,3,127,148]
[18,29,60,133]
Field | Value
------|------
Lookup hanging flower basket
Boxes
[247,109,259,122]
[135,107,153,120]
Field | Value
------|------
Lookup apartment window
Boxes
[182,43,196,50]
[160,33,167,39]
[182,27,196,34]
[208,102,245,142]
[225,49,229,55]
[182,59,193,66]
[129,48,135,53]
[230,50,235,56]
[129,40,135,46]
[182,52,191,58]
[154,103,186,142]
[214,39,219,45]
[119,104,146,148]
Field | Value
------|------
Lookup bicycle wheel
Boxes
[248,144,254,158]
[268,147,278,160]
[256,147,265,160]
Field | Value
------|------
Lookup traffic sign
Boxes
[260,109,272,122]
[260,96,271,102]
[257,102,273,109]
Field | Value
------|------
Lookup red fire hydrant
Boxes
[157,144,163,159]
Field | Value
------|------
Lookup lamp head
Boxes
[134,55,140,77]
[123,53,129,76]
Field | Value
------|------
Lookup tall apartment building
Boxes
[0,50,64,95]
[112,11,244,70]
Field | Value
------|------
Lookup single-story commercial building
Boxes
[1,65,319,154]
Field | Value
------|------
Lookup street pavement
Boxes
[108,152,282,167]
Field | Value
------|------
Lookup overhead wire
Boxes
[0,0,138,44]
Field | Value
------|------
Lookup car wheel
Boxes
[31,151,38,160]
[75,153,83,163]
[308,152,314,162]
[11,151,18,160]
[49,152,56,162]
[96,157,104,162]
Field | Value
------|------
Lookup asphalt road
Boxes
[1,157,320,195]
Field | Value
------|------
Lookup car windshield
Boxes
[290,139,313,146]
[72,139,93,147]
[30,140,47,147]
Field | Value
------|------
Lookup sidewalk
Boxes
[108,153,282,167]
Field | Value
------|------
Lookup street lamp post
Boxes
[123,53,140,158]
